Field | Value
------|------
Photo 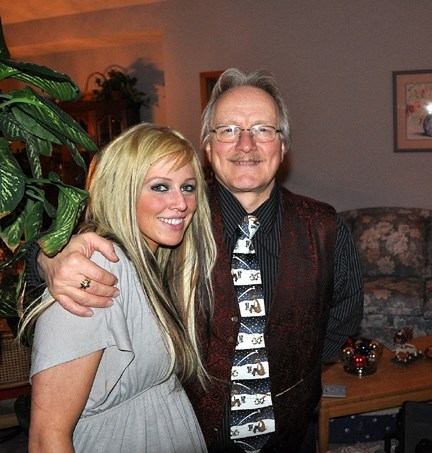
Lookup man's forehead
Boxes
[213,86,279,123]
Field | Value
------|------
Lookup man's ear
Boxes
[205,142,212,161]
[280,143,286,161]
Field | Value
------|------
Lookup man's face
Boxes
[205,86,284,208]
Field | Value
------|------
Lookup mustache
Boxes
[227,153,264,163]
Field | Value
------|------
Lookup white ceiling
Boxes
[1,0,159,25]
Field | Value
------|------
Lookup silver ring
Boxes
[80,277,91,290]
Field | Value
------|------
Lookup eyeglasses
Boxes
[210,124,281,143]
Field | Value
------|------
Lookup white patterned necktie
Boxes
[229,215,275,453]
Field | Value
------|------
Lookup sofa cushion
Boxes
[342,208,428,279]
[364,277,424,316]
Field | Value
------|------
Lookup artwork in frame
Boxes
[393,69,432,152]
[200,71,223,111]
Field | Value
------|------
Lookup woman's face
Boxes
[137,156,197,252]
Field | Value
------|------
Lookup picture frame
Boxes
[199,71,223,111]
[393,69,432,152]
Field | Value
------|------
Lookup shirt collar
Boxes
[216,180,280,238]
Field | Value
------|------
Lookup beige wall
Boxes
[4,0,432,210]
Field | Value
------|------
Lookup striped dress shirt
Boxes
[211,181,363,452]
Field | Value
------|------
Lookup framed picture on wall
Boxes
[200,71,223,111]
[393,69,432,152]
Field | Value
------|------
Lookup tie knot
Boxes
[239,215,260,239]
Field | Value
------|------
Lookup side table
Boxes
[319,336,432,453]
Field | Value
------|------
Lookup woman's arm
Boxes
[29,350,103,453]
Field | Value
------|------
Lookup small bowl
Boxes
[344,363,377,377]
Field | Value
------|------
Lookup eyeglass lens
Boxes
[214,125,279,143]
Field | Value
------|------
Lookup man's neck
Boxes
[215,179,276,213]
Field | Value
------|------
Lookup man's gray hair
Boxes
[200,68,292,152]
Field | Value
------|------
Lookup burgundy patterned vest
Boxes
[186,184,337,452]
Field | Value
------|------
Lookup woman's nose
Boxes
[170,190,188,210]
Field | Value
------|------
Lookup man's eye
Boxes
[151,184,168,192]
[182,184,196,193]
[255,126,270,133]
[220,126,236,134]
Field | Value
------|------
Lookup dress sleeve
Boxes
[322,217,364,361]
[30,248,135,407]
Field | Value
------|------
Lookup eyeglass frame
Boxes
[209,124,282,143]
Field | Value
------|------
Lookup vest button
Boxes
[231,316,239,322]
[228,336,235,343]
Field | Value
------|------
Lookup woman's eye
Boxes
[182,184,196,193]
[151,184,168,192]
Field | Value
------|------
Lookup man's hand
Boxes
[38,232,119,317]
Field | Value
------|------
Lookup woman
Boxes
[22,123,216,452]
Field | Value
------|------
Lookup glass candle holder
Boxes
[341,338,383,377]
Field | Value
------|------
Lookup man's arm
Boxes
[322,217,364,361]
[27,233,120,316]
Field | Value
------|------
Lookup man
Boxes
[28,68,363,452]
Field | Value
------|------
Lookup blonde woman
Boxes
[24,123,216,452]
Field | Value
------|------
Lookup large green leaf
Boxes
[0,59,79,101]
[0,139,25,218]
[10,104,63,145]
[0,19,97,323]
[24,199,44,241]
[0,236,41,272]
[10,88,98,153]
[0,196,45,251]
[0,111,50,178]
[0,110,56,149]
[38,178,88,255]
[25,139,49,178]
[62,137,86,169]
[42,193,56,219]
[0,203,25,251]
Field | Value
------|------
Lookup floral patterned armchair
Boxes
[338,207,432,344]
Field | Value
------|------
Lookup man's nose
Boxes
[235,129,256,152]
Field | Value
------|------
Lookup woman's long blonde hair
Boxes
[21,123,216,385]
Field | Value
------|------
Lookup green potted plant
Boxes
[0,17,98,318]
[87,67,149,106]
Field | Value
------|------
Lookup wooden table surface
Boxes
[318,336,432,453]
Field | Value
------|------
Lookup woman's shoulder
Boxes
[91,243,133,275]
[91,244,144,304]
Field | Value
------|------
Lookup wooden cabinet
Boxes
[59,99,141,148]
[44,100,140,187]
